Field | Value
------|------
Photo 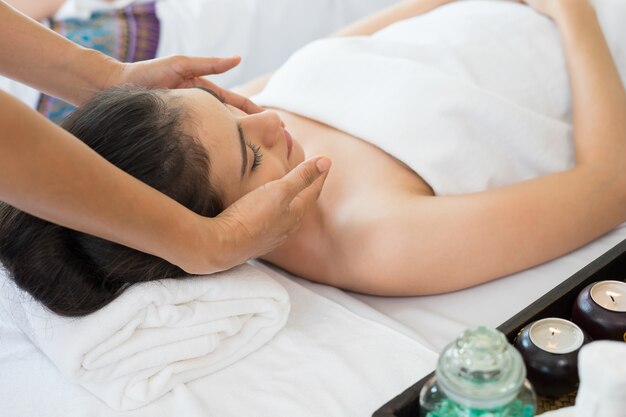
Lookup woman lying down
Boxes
[2,0,625,316]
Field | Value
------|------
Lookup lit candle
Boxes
[529,318,585,354]
[590,280,626,312]
[572,280,626,341]
[514,318,590,397]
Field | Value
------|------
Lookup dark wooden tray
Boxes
[373,238,626,417]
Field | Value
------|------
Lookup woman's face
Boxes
[171,88,305,206]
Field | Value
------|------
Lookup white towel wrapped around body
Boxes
[0,264,290,411]
[255,0,626,195]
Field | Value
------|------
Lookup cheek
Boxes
[244,160,289,195]
[219,171,283,208]
[290,141,306,168]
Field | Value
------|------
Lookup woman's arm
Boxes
[332,0,455,37]
[547,0,626,166]
[331,0,626,295]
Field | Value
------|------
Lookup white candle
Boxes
[590,280,626,312]
[529,318,584,354]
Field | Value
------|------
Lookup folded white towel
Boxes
[575,341,626,417]
[0,263,289,411]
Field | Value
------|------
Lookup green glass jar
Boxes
[419,327,536,417]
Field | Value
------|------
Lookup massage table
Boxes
[2,0,626,415]
[2,225,624,417]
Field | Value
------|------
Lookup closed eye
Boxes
[237,122,263,174]
[248,142,263,171]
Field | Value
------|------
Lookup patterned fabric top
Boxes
[38,2,160,124]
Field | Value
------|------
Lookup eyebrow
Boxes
[194,86,225,103]
[236,123,248,178]
[194,86,248,178]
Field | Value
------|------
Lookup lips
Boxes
[283,128,293,159]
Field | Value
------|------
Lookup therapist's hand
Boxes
[182,157,331,274]
[107,55,264,114]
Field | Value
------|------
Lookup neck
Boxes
[260,196,331,278]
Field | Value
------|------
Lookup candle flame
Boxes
[606,291,621,303]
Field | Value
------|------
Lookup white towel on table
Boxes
[0,263,289,411]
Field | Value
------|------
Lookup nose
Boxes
[242,111,282,148]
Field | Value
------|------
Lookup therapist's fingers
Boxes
[113,55,243,92]
[196,77,265,114]
[278,157,332,215]
[172,55,242,77]
[203,157,331,270]
[125,54,265,114]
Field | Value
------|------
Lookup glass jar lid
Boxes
[436,326,526,410]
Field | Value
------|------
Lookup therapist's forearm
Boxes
[332,0,454,37]
[3,0,66,21]
[0,91,221,272]
[0,1,120,105]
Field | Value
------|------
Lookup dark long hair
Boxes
[0,87,223,316]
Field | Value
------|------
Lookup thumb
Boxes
[276,157,332,203]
